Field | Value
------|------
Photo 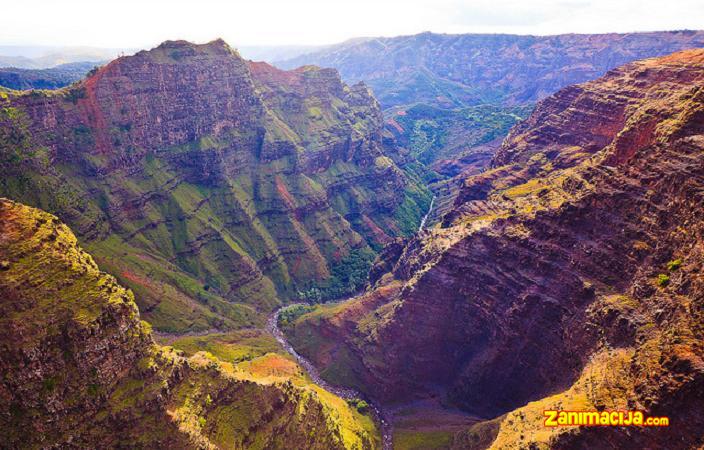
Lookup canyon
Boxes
[1,34,704,449]
[281,31,704,227]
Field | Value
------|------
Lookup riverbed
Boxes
[266,305,393,450]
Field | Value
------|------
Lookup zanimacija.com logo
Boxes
[544,410,669,427]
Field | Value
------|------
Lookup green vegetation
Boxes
[65,86,87,104]
[0,53,432,334]
[390,103,532,165]
[502,178,545,199]
[0,62,97,90]
[282,302,369,392]
[42,377,57,393]
[297,247,376,302]
[347,398,369,413]
[667,259,682,271]
[394,429,453,450]
[0,198,381,448]
[369,68,497,111]
[161,330,280,363]
[278,304,316,327]
[409,118,447,163]
[657,273,670,286]
[0,106,35,168]
[394,185,433,236]
[374,155,394,169]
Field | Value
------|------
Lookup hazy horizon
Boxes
[2,0,704,50]
[3,28,704,64]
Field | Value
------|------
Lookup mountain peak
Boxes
[137,37,240,62]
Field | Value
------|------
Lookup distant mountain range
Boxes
[0,43,327,69]
[0,61,102,90]
[237,44,327,62]
[0,45,130,69]
[0,44,328,90]
[276,30,704,202]
[275,30,704,110]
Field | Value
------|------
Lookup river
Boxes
[418,195,436,232]
[266,305,393,450]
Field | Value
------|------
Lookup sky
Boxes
[2,0,704,49]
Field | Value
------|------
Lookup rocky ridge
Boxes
[278,30,704,110]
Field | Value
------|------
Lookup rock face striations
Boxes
[284,49,704,448]
[0,198,379,448]
[0,39,430,332]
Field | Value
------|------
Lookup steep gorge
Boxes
[284,49,704,448]
[0,39,430,333]
[3,34,704,449]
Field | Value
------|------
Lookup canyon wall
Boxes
[285,49,704,448]
[0,39,430,332]
[281,31,704,226]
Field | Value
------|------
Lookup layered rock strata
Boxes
[0,198,379,449]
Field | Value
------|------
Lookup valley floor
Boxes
[390,398,481,450]
[155,301,479,450]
